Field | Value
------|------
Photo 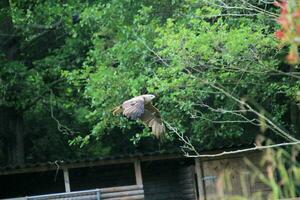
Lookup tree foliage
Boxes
[0,0,299,165]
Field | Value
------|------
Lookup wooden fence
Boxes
[26,185,144,200]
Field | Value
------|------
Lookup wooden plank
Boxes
[195,158,205,200]
[104,195,144,200]
[101,185,143,193]
[63,168,71,192]
[101,190,144,198]
[42,194,96,200]
[181,188,197,194]
[179,165,197,200]
[134,160,143,186]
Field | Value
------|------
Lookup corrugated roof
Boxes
[0,151,181,175]
[0,140,254,174]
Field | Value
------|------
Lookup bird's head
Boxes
[143,94,156,103]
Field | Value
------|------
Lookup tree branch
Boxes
[206,82,299,142]
[164,121,200,155]
[22,78,65,112]
[186,141,300,158]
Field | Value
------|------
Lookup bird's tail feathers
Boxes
[150,120,166,141]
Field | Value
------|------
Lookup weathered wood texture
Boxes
[63,168,71,192]
[26,185,144,200]
[178,165,198,200]
[195,158,205,200]
[134,160,143,186]
[101,185,144,200]
[142,159,197,200]
[197,152,271,200]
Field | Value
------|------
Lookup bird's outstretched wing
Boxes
[112,95,165,138]
[140,104,165,138]
[112,96,145,119]
[121,96,145,120]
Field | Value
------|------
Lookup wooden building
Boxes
[0,150,270,200]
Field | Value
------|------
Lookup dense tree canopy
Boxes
[0,0,299,165]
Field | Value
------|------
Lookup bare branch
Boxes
[206,82,300,142]
[15,19,62,30]
[195,103,261,126]
[134,34,170,67]
[164,121,200,155]
[201,0,278,18]
[198,13,260,18]
[187,141,300,158]
[190,113,258,124]
[50,92,80,136]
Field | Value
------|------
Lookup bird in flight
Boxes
[112,94,165,138]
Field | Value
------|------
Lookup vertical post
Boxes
[134,160,143,186]
[195,158,205,200]
[96,189,101,200]
[63,168,71,192]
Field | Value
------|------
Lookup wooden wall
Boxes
[197,151,271,200]
[142,159,197,200]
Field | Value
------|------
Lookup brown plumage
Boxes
[112,94,165,138]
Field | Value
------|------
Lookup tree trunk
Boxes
[0,0,13,34]
[13,113,25,164]
[290,102,300,135]
[0,0,18,59]
[0,107,25,165]
[0,0,25,165]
